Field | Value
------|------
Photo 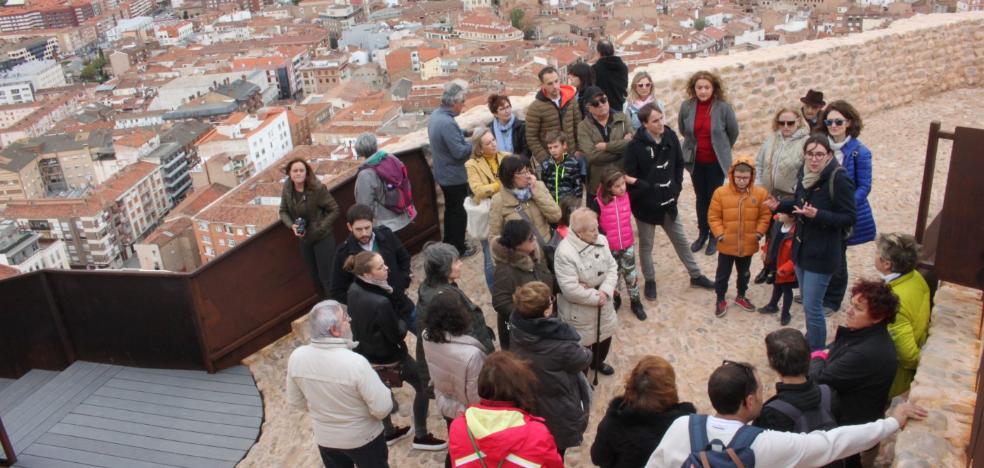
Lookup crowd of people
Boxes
[282,42,936,468]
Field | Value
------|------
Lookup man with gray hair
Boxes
[354,132,415,232]
[427,81,477,257]
[287,300,394,467]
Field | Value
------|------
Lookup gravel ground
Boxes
[239,88,984,468]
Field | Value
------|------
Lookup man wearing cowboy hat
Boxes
[800,89,826,130]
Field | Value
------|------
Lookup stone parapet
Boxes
[893,284,983,467]
[385,12,984,155]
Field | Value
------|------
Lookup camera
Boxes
[295,217,307,235]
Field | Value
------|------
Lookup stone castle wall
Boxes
[385,11,984,155]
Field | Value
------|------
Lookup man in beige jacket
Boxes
[287,300,395,467]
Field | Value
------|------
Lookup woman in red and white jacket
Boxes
[448,351,564,468]
[589,168,648,321]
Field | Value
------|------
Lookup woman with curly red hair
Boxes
[809,279,899,468]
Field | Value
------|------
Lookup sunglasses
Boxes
[777,120,797,127]
[824,118,847,127]
[589,97,608,107]
[637,82,652,88]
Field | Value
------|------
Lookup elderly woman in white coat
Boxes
[554,207,619,376]
[421,290,490,468]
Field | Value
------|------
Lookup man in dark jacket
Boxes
[330,204,414,322]
[509,282,592,457]
[591,40,629,112]
[623,103,714,300]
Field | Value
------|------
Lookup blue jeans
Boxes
[796,266,833,351]
[480,238,494,290]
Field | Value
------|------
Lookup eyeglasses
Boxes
[637,82,652,88]
[497,105,511,112]
[777,120,797,127]
[805,151,829,159]
[824,118,847,127]
[514,169,531,177]
[589,97,608,107]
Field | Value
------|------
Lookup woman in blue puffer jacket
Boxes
[817,100,875,315]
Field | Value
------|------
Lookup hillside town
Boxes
[0,0,976,277]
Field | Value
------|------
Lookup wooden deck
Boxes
[0,362,262,468]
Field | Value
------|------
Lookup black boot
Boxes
[630,299,647,321]
[613,291,622,311]
[644,280,657,300]
[754,268,769,284]
[705,236,718,256]
[690,231,708,253]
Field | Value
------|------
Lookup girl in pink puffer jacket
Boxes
[591,169,648,320]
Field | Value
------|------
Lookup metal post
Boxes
[0,416,16,466]
[915,121,941,244]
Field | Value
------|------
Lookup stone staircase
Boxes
[0,361,264,468]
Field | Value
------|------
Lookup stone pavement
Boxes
[238,88,984,468]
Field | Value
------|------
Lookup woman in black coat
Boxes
[623,103,714,299]
[591,355,696,468]
[509,281,592,458]
[345,251,446,449]
[809,279,899,468]
[766,135,856,352]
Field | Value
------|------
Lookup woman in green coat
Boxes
[279,158,340,297]
[874,233,931,398]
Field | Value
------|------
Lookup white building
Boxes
[154,20,194,47]
[106,17,155,43]
[201,108,293,175]
[0,60,67,105]
[148,70,271,111]
[0,220,70,273]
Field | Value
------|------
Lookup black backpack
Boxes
[682,415,763,468]
[763,384,837,433]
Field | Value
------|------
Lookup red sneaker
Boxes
[734,296,756,312]
[715,300,728,318]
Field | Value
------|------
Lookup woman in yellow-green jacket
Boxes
[874,233,931,398]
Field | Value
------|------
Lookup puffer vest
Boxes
[596,191,634,250]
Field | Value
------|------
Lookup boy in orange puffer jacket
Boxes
[757,213,798,325]
[708,156,772,318]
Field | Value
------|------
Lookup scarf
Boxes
[828,135,851,164]
[802,158,833,190]
[482,153,499,178]
[364,150,388,166]
[492,115,516,153]
[630,95,654,110]
[512,187,532,202]
[358,275,393,293]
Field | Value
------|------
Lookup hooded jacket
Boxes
[708,156,772,257]
[839,137,876,246]
[278,177,340,244]
[488,180,562,241]
[592,55,629,111]
[755,127,809,200]
[525,85,582,163]
[510,313,592,450]
[753,379,840,433]
[762,217,797,284]
[448,400,564,468]
[422,333,488,420]
[554,232,619,346]
[591,398,697,468]
[776,160,857,274]
[809,322,897,426]
[623,125,685,224]
[490,238,554,321]
[887,270,931,398]
[577,110,631,194]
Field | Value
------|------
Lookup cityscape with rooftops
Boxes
[0,0,982,465]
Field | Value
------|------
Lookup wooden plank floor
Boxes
[2,362,262,468]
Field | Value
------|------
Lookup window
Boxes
[246,226,256,235]
[224,225,233,234]
[205,247,215,256]
[215,225,223,233]
[202,235,211,243]
[218,239,225,246]
[228,239,236,247]
[236,228,243,236]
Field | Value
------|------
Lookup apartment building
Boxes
[0,219,69,273]
[0,59,67,105]
[198,107,293,175]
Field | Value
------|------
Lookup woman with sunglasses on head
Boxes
[755,107,809,201]
[765,136,856,352]
[624,71,663,131]
[678,71,740,257]
[816,100,876,317]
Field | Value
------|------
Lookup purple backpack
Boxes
[364,155,416,220]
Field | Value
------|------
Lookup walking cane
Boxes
[593,303,602,386]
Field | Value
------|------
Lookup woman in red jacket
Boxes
[757,213,798,325]
[448,351,564,468]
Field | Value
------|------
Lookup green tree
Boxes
[329,36,338,49]
[510,8,524,30]
[694,18,707,30]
